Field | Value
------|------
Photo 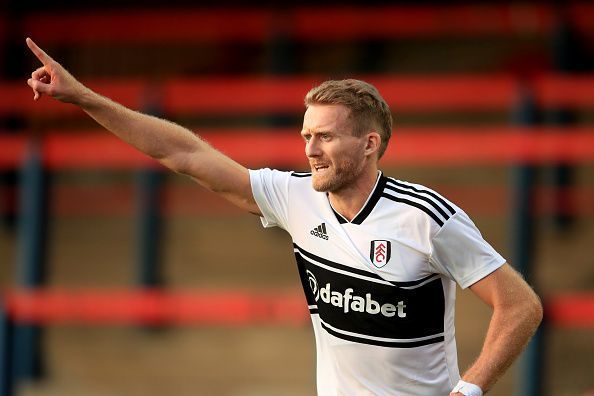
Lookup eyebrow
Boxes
[301,129,333,135]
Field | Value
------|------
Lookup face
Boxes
[301,104,368,193]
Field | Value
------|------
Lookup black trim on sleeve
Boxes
[381,193,445,226]
[386,179,456,216]
[384,183,450,221]
[290,172,312,178]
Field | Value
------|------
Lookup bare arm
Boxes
[25,37,260,215]
[451,263,543,395]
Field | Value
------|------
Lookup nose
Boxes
[305,137,321,158]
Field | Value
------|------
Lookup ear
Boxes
[364,132,381,157]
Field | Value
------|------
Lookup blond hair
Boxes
[304,79,393,158]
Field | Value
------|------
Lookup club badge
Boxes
[370,240,391,268]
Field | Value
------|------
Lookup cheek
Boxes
[324,139,364,164]
[336,141,364,159]
[330,145,358,168]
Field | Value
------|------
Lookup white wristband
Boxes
[452,379,483,396]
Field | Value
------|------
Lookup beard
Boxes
[311,155,364,193]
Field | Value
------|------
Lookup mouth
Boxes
[312,164,330,173]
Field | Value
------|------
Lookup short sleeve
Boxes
[429,210,506,289]
[249,168,291,230]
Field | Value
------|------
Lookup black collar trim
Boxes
[329,172,387,225]
[351,175,387,225]
[330,205,348,224]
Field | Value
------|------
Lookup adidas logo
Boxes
[310,223,329,240]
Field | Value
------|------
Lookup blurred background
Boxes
[1,1,593,395]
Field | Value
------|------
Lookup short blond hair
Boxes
[304,79,393,158]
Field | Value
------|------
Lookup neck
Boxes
[328,165,380,222]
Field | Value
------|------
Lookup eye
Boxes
[321,133,331,141]
[302,134,311,142]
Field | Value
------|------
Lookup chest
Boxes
[289,203,434,283]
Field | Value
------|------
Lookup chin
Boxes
[311,177,326,192]
[311,173,342,193]
[312,182,329,193]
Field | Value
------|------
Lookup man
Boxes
[26,37,542,395]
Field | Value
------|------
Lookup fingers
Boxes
[27,78,42,101]
[30,66,50,100]
[26,37,54,66]
[31,66,48,81]
[27,78,51,101]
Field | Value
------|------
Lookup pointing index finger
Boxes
[26,37,54,66]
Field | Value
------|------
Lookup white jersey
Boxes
[250,168,505,396]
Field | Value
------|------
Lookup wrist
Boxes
[75,86,96,107]
[452,379,483,396]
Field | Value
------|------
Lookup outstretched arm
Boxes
[451,264,543,395]
[26,37,260,215]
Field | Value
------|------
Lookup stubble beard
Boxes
[311,156,364,193]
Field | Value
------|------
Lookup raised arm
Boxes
[451,263,543,395]
[25,37,261,215]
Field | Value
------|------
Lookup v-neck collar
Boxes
[328,171,386,225]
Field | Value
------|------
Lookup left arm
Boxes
[451,263,543,395]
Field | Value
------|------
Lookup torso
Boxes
[287,172,459,396]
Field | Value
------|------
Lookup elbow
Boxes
[160,157,185,174]
[159,152,194,175]
[533,294,544,327]
[526,292,544,331]
[504,291,543,333]
[157,140,205,175]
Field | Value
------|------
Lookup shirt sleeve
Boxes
[429,210,506,289]
[249,168,291,230]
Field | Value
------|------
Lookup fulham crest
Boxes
[370,240,391,268]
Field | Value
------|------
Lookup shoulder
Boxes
[249,168,314,192]
[380,175,458,229]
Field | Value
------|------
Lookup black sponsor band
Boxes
[320,322,444,348]
[295,247,445,340]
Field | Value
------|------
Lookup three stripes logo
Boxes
[370,240,391,268]
[310,223,329,240]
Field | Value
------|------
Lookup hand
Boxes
[26,37,88,104]
[450,393,464,396]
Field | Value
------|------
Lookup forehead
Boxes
[302,104,352,133]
